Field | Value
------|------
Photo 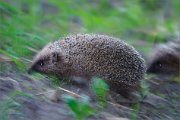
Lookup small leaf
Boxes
[91,77,109,98]
[63,95,96,120]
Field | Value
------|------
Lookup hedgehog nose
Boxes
[27,68,33,74]
[27,65,36,74]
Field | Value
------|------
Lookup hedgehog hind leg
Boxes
[116,89,134,99]
[109,89,141,105]
[111,87,138,100]
[108,82,141,104]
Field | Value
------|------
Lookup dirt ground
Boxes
[0,63,179,120]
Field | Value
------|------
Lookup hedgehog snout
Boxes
[27,64,38,74]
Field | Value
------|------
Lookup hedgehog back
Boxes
[57,34,146,91]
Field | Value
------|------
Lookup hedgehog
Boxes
[29,34,146,96]
[147,39,180,75]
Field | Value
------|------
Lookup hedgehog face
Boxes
[147,59,166,74]
[29,51,61,74]
[147,55,179,74]
[28,42,67,75]
[29,40,73,78]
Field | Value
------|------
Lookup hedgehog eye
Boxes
[38,60,44,66]
[159,63,162,67]
[155,61,163,68]
[40,62,44,66]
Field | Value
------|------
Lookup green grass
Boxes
[0,98,21,120]
[63,95,96,120]
[0,90,33,120]
[0,0,179,71]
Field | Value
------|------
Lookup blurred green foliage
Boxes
[0,99,21,120]
[63,77,109,120]
[0,0,179,70]
[0,90,33,120]
[91,77,109,107]
[130,103,140,120]
[63,95,96,120]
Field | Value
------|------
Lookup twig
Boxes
[36,90,55,96]
[0,54,12,62]
[107,101,133,111]
[35,87,84,99]
[146,79,159,85]
[57,87,83,98]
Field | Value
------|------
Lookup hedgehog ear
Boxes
[52,52,60,63]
